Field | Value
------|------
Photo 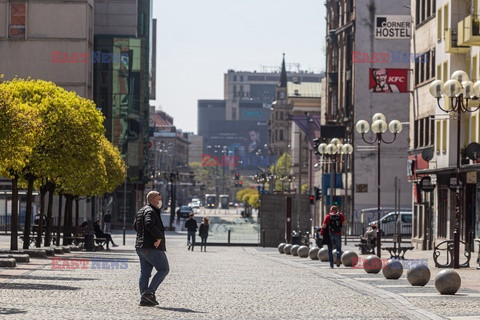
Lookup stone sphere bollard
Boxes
[332,249,341,266]
[382,259,403,279]
[298,245,309,258]
[317,247,329,262]
[363,255,382,274]
[309,247,320,260]
[406,263,431,286]
[435,269,461,294]
[341,250,358,267]
[278,243,286,254]
[291,245,300,256]
[284,244,293,255]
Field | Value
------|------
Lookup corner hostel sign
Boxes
[375,15,411,39]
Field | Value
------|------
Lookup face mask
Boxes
[158,200,163,209]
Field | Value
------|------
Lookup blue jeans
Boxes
[187,231,196,247]
[327,233,342,267]
[136,248,169,295]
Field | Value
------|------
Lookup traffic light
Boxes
[238,180,243,187]
[234,172,240,180]
[314,187,321,200]
[309,195,315,204]
[312,137,320,156]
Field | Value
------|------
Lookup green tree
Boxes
[270,153,292,192]
[0,81,41,250]
[189,161,216,194]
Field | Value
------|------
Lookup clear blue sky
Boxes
[152,0,326,134]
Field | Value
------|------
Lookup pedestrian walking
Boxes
[199,217,209,252]
[321,205,346,268]
[185,213,198,251]
[133,191,170,307]
[103,210,112,234]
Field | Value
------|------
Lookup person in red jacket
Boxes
[321,205,346,268]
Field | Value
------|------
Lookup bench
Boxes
[382,234,413,259]
[20,230,58,246]
[355,238,376,255]
[433,239,471,268]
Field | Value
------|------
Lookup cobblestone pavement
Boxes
[1,232,480,320]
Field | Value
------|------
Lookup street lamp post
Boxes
[429,71,480,269]
[356,113,403,258]
[317,139,353,220]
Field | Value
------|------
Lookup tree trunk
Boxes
[63,195,73,245]
[44,182,55,247]
[22,176,34,249]
[10,176,19,251]
[36,184,47,248]
[75,197,80,227]
[56,193,62,246]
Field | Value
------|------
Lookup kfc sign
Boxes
[375,15,411,39]
[369,68,408,93]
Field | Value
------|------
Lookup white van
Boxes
[368,211,412,236]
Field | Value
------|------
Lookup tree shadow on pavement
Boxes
[156,307,207,314]
[0,307,27,315]
[0,274,96,281]
[0,282,80,291]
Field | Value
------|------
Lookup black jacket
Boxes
[185,218,198,232]
[134,204,166,251]
[199,223,209,237]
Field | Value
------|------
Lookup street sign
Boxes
[448,176,464,191]
[419,176,435,192]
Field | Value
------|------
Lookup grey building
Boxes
[0,0,154,229]
[324,0,412,227]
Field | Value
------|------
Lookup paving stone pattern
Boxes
[1,233,480,319]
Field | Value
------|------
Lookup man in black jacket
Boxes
[134,191,169,307]
[185,213,198,251]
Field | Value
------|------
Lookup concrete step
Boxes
[22,249,47,258]
[0,254,30,263]
[0,258,16,267]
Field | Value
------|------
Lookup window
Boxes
[436,120,441,153]
[442,120,447,153]
[437,8,442,41]
[279,130,284,141]
[417,0,435,26]
[473,115,478,142]
[9,2,26,38]
[443,4,448,39]
[401,214,412,223]
[473,55,478,82]
[414,49,435,86]
[414,117,434,148]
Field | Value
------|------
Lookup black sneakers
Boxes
[140,292,158,307]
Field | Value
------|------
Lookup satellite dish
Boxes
[465,142,480,160]
[421,148,434,162]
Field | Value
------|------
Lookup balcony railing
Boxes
[457,15,480,46]
[445,28,469,53]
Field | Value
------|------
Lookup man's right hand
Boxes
[154,239,161,248]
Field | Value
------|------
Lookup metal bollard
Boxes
[262,229,266,248]
[228,229,231,246]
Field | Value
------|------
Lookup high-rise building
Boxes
[0,0,154,227]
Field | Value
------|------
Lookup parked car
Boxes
[176,205,193,219]
[368,211,412,236]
